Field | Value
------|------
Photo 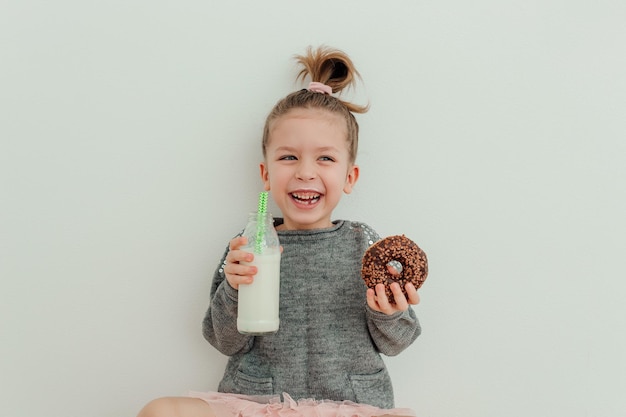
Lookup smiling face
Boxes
[260,108,359,231]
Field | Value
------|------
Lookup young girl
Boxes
[137,46,421,417]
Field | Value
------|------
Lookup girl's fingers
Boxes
[229,236,248,251]
[224,239,257,290]
[390,283,409,311]
[405,283,421,305]
[225,263,255,290]
[366,288,378,310]
[374,284,393,313]
[368,283,418,314]
[226,249,253,265]
[225,262,256,279]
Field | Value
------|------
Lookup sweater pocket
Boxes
[349,368,394,409]
[233,370,274,396]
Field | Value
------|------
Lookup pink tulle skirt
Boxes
[188,391,416,417]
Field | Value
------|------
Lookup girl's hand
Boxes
[366,282,420,315]
[223,236,257,290]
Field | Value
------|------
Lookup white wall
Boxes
[1,1,625,416]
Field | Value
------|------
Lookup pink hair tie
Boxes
[308,81,333,95]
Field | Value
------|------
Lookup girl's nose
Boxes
[295,161,316,180]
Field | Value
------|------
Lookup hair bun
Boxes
[322,57,349,85]
[296,46,359,95]
[295,45,368,113]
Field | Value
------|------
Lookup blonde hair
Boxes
[262,46,368,163]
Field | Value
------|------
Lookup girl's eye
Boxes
[279,155,297,161]
[319,156,335,162]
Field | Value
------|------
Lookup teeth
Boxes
[291,192,320,201]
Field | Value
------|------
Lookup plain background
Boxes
[1,1,625,416]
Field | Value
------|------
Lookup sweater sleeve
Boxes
[365,304,421,357]
[202,246,254,356]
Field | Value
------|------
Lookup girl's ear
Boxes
[343,164,360,194]
[260,162,271,191]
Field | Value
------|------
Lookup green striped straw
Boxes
[254,191,268,254]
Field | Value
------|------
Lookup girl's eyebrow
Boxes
[274,146,340,153]
[316,146,340,153]
[273,146,296,153]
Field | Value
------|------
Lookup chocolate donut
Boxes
[361,235,428,302]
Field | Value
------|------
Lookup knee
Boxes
[137,397,178,417]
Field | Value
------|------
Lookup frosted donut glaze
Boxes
[361,235,428,302]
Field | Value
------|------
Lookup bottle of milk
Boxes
[237,211,281,335]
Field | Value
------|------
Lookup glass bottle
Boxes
[237,212,281,335]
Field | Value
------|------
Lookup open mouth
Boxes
[290,192,321,205]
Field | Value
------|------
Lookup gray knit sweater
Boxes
[202,220,421,409]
